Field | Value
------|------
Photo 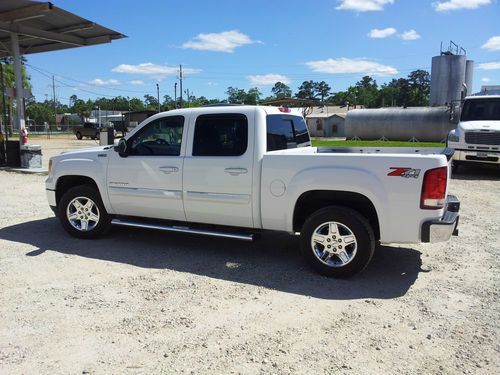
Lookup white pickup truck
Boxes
[46,105,460,277]
[447,95,500,172]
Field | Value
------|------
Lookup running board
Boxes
[111,219,254,241]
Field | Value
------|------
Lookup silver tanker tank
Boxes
[345,107,454,142]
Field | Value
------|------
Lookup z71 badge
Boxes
[388,167,421,179]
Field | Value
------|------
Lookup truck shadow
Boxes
[0,218,423,300]
[451,163,500,181]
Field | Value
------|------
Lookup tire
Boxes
[300,206,375,278]
[95,132,100,140]
[76,132,82,140]
[58,185,111,239]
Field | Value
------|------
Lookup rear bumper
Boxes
[421,195,460,243]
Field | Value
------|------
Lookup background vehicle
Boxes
[447,95,500,172]
[73,122,101,140]
[47,106,459,277]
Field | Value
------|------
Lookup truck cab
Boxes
[447,95,500,172]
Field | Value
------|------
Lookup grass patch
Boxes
[311,139,444,148]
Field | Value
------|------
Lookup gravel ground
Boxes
[0,159,499,374]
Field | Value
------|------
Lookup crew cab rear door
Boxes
[182,111,255,228]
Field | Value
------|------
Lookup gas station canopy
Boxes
[0,1,126,58]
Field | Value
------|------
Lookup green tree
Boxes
[295,80,316,100]
[271,82,292,98]
[226,87,247,104]
[407,69,430,106]
[314,81,331,103]
[245,87,261,104]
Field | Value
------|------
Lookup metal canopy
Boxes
[0,1,126,58]
[0,1,125,167]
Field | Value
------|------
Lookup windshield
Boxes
[461,99,500,122]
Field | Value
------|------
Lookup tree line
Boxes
[23,69,431,125]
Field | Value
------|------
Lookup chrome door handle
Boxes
[224,167,248,176]
[159,166,179,173]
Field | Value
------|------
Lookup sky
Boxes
[25,0,500,105]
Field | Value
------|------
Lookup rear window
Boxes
[266,114,311,151]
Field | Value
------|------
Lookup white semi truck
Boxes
[447,95,500,172]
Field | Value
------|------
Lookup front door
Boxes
[107,115,186,221]
[183,112,254,228]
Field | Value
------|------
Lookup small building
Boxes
[123,110,156,129]
[306,106,351,137]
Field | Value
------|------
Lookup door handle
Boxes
[224,167,248,176]
[159,166,179,173]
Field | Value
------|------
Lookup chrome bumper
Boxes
[453,149,500,164]
[421,195,460,243]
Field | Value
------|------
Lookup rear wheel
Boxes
[75,131,82,140]
[58,185,110,239]
[300,206,375,278]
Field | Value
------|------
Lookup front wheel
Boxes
[58,185,110,239]
[75,131,82,140]
[300,206,375,278]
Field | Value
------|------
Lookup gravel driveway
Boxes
[0,164,498,374]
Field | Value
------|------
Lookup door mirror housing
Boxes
[114,138,128,157]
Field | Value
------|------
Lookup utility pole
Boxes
[51,75,57,139]
[179,64,183,109]
[156,83,160,113]
[174,82,177,109]
[0,62,7,142]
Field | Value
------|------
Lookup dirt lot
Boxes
[0,146,499,374]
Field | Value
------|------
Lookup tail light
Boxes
[420,167,447,209]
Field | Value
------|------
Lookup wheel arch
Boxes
[55,175,100,207]
[293,190,380,240]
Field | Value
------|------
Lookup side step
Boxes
[111,219,254,241]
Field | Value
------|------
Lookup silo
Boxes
[465,60,474,97]
[345,107,454,142]
[429,54,467,106]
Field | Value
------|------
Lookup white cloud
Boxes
[433,0,491,11]
[368,27,397,38]
[482,36,500,51]
[481,77,491,82]
[336,0,394,12]
[247,74,291,85]
[306,58,398,76]
[89,78,120,86]
[400,29,421,40]
[129,80,144,85]
[112,63,201,79]
[477,61,500,70]
[181,30,260,53]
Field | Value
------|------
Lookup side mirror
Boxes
[114,138,128,157]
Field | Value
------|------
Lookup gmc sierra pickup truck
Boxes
[46,105,460,277]
[447,95,500,172]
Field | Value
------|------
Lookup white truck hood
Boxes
[60,146,111,156]
[459,120,500,131]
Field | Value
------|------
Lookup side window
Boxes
[266,114,311,151]
[293,116,311,146]
[192,114,248,157]
[129,116,184,156]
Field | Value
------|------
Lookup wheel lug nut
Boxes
[327,245,331,249]
[339,245,342,249]
[327,239,331,242]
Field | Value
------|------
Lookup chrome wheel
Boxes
[310,221,357,268]
[66,196,100,232]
